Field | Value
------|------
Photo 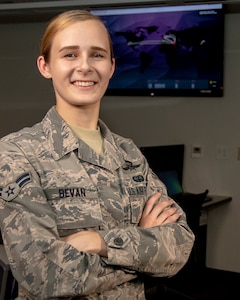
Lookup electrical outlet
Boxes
[216,145,229,159]
[191,145,202,158]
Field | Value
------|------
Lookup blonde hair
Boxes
[40,10,114,62]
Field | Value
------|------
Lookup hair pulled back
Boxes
[40,10,114,62]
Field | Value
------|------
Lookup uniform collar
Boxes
[42,106,79,160]
[42,106,125,171]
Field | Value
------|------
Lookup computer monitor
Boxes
[140,144,184,196]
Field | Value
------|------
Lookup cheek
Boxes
[104,64,115,81]
[50,63,72,80]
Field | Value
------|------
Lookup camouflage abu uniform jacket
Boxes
[0,106,194,299]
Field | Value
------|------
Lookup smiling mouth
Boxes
[73,81,95,87]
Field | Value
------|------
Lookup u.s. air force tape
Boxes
[0,172,31,202]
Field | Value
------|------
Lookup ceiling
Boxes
[0,0,240,23]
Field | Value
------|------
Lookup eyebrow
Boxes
[59,45,79,53]
[59,45,108,53]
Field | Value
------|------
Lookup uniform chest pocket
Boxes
[45,188,103,230]
[127,185,147,224]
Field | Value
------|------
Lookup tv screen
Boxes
[91,3,224,97]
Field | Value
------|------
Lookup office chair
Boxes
[145,189,209,300]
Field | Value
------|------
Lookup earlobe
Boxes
[37,56,51,79]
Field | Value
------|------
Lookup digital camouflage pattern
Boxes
[0,106,194,299]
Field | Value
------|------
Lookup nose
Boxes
[76,55,92,74]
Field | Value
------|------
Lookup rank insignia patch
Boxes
[122,161,141,171]
[0,172,31,202]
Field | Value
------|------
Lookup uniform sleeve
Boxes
[0,141,136,298]
[100,164,195,277]
[100,217,194,277]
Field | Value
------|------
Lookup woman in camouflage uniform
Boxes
[0,10,194,299]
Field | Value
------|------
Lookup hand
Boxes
[60,230,108,257]
[139,192,180,228]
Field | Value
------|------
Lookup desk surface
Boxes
[202,195,232,209]
[200,195,231,227]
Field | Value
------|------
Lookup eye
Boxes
[92,52,105,59]
[64,53,76,58]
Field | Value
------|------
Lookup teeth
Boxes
[74,81,94,87]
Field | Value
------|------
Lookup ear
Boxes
[109,58,115,79]
[37,55,51,79]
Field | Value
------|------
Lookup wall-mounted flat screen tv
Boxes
[91,3,224,97]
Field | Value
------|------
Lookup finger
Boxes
[142,192,161,216]
[147,199,174,219]
[157,207,179,224]
[161,212,180,225]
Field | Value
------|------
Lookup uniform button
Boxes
[114,237,124,246]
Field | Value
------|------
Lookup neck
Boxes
[56,103,100,130]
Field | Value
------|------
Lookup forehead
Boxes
[52,19,110,49]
